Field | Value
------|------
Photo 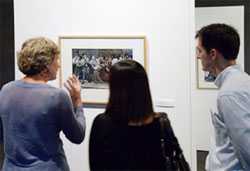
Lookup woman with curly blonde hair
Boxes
[0,37,85,171]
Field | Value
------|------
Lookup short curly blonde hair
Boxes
[17,37,60,76]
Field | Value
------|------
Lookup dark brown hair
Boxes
[105,60,154,123]
[196,23,240,60]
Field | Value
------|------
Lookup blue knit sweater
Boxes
[0,80,85,171]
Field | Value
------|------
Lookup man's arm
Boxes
[218,94,250,166]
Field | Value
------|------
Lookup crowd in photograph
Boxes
[72,52,131,84]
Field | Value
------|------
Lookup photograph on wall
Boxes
[72,48,132,89]
[197,60,217,89]
[59,36,146,104]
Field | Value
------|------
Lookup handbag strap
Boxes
[159,112,181,156]
[159,112,173,169]
[159,112,190,171]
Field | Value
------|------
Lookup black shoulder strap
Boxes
[159,112,182,154]
[159,112,173,170]
[159,112,191,171]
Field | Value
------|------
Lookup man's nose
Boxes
[196,54,201,59]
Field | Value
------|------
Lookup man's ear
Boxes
[209,49,217,60]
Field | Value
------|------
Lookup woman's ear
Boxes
[39,66,50,79]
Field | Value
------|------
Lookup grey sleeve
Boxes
[0,118,2,143]
[218,95,250,166]
[58,90,86,144]
[0,90,3,143]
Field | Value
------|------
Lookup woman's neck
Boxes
[22,75,48,84]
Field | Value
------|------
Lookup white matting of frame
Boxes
[59,36,147,104]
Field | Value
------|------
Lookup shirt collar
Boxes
[214,64,242,88]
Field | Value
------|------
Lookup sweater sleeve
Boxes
[0,118,2,144]
[58,90,86,144]
[0,90,3,143]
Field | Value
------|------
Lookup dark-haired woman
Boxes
[89,60,188,170]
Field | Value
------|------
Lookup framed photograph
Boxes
[195,0,250,89]
[59,36,146,104]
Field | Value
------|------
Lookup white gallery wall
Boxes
[14,0,195,170]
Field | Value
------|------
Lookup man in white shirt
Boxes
[196,23,250,171]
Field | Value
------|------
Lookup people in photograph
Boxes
[97,56,111,82]
[196,23,250,170]
[0,37,86,171]
[204,71,216,82]
[73,54,83,79]
[88,55,103,83]
[89,55,98,70]
[92,69,104,83]
[77,57,87,81]
[90,56,105,83]
[72,53,81,75]
[89,60,188,170]
[111,57,118,65]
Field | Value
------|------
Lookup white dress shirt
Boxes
[206,65,250,171]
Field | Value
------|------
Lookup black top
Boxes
[89,113,167,171]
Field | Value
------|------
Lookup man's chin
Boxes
[202,68,209,72]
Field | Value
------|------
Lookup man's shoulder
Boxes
[218,82,250,103]
[219,72,250,95]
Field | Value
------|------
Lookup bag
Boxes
[159,112,190,171]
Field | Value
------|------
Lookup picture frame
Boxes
[195,0,250,89]
[59,36,147,105]
[196,60,217,89]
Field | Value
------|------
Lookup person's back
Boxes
[214,65,250,168]
[89,60,189,171]
[90,113,165,170]
[219,65,250,93]
[0,80,83,171]
[0,37,85,171]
